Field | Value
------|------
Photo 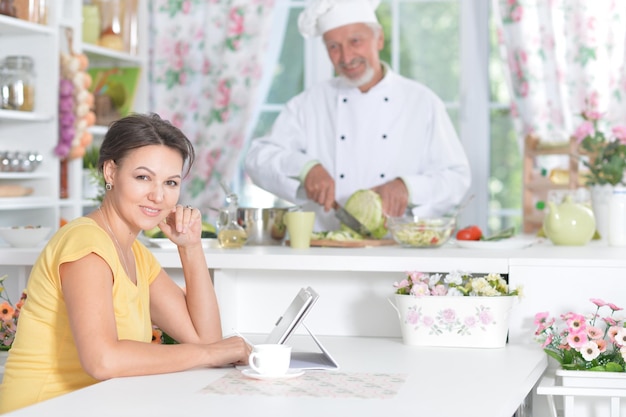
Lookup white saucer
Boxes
[241,368,305,381]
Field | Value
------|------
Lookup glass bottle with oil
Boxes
[217,193,247,249]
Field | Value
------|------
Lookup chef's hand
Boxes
[372,178,409,217]
[304,164,335,212]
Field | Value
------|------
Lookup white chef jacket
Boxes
[245,65,471,231]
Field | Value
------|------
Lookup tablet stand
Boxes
[288,323,339,370]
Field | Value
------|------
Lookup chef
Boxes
[245,0,471,231]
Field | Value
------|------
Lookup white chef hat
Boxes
[298,0,381,38]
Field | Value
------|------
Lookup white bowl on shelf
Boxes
[0,226,51,248]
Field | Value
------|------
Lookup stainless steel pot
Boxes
[218,207,292,245]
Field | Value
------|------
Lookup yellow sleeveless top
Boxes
[0,217,160,413]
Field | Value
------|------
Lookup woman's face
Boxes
[104,145,184,232]
[323,22,384,92]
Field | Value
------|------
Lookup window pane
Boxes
[488,107,522,233]
[396,1,460,102]
[250,111,280,139]
[489,13,510,103]
[266,7,305,104]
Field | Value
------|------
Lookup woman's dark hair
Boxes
[98,113,195,177]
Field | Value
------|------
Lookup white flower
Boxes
[444,271,463,286]
[447,287,464,297]
[580,341,601,361]
[470,277,490,294]
[428,273,442,288]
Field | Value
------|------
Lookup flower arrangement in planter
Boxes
[390,271,521,348]
[574,101,626,187]
[0,274,27,351]
[534,298,626,372]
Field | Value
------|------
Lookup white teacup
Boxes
[248,344,292,376]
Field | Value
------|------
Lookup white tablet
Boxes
[265,286,319,345]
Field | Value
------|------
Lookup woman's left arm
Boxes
[149,206,222,344]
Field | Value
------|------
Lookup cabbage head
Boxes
[342,189,388,239]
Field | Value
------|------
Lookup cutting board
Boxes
[308,238,396,248]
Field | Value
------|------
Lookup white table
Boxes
[3,335,547,417]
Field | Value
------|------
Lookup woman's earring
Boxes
[105,183,112,191]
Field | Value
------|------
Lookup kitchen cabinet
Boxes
[0,13,59,231]
[0,1,147,236]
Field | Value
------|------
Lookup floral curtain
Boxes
[149,0,276,209]
[493,0,626,144]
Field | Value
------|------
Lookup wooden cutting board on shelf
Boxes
[308,238,396,248]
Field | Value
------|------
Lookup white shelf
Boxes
[82,43,144,65]
[0,15,55,36]
[0,109,53,123]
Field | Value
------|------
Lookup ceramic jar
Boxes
[543,195,596,245]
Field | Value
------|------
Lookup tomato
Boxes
[456,225,483,241]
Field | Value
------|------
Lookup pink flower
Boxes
[410,282,430,297]
[567,332,589,348]
[406,309,419,325]
[574,121,595,142]
[541,333,553,348]
[567,314,587,333]
[464,316,477,328]
[430,284,448,296]
[511,5,523,22]
[583,110,602,120]
[441,309,457,323]
[614,328,626,347]
[590,298,606,307]
[613,126,626,144]
[609,326,621,343]
[608,302,624,312]
[586,325,603,340]
[478,310,494,325]
[596,339,607,353]
[393,279,410,290]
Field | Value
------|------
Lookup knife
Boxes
[333,201,373,238]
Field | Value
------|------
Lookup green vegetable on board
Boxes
[342,189,388,239]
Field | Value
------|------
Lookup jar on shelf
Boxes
[0,56,36,112]
[93,0,138,54]
[82,4,101,45]
[0,0,16,18]
[13,0,47,24]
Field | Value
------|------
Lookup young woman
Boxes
[0,113,250,413]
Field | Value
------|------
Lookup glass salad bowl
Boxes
[387,216,456,248]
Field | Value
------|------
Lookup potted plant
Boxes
[82,145,104,202]
[0,274,26,352]
[390,271,521,348]
[534,299,626,415]
[573,100,626,239]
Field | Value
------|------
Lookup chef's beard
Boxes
[338,58,375,89]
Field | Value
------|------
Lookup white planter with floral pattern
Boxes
[391,294,517,348]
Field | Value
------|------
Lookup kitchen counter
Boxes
[4,238,624,417]
[3,238,626,343]
[3,335,547,417]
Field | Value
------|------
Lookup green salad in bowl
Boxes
[387,216,456,248]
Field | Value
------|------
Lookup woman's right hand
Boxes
[206,336,251,367]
